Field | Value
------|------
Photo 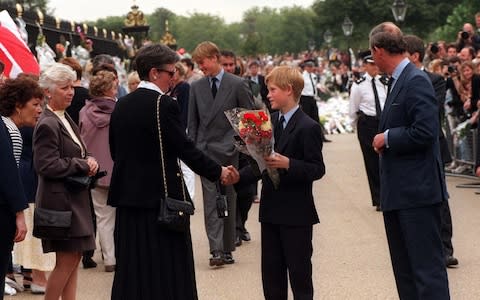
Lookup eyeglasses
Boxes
[156,68,176,77]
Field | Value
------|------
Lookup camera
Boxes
[461,31,470,39]
[447,65,457,74]
[430,43,439,54]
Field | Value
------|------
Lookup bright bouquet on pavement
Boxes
[225,108,280,188]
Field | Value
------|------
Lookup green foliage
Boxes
[148,8,176,41]
[172,13,229,52]
[90,16,124,36]
[47,1,479,56]
[17,0,49,11]
[240,6,316,55]
[431,0,480,42]
[312,0,464,50]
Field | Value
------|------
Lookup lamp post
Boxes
[308,39,316,53]
[391,0,407,24]
[323,30,332,45]
[341,16,353,69]
[323,30,332,61]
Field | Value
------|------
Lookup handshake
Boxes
[220,166,240,185]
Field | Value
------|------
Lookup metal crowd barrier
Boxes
[443,119,480,188]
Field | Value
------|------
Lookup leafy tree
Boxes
[148,7,176,42]
[17,0,48,11]
[172,13,229,52]
[240,6,315,55]
[276,6,316,54]
[90,16,124,36]
[432,0,480,42]
[312,0,463,50]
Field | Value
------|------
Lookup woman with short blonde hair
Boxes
[34,63,98,300]
[79,69,117,273]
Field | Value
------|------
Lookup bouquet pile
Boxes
[225,108,280,188]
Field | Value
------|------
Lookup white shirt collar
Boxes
[137,81,166,94]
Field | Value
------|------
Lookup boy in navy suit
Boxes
[238,66,325,300]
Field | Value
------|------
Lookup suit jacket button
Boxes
[176,173,181,177]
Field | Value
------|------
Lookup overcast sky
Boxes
[47,0,315,23]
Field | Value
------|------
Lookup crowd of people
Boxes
[1,10,480,300]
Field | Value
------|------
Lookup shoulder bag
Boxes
[156,95,194,232]
[33,207,72,240]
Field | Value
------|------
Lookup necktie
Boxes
[387,77,394,98]
[211,77,217,98]
[274,115,285,143]
[309,73,316,96]
[371,78,382,119]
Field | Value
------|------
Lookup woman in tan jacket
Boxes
[34,63,98,300]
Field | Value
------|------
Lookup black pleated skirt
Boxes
[111,207,197,300]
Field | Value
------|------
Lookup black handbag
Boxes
[155,95,194,232]
[33,207,72,240]
[216,181,228,218]
[65,175,92,189]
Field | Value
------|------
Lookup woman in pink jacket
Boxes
[79,70,117,272]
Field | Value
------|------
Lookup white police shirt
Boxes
[349,73,387,127]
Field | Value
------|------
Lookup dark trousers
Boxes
[440,200,454,256]
[236,154,256,237]
[261,223,313,300]
[356,114,380,206]
[83,191,96,260]
[0,207,16,300]
[236,187,255,236]
[383,204,450,300]
[300,95,328,141]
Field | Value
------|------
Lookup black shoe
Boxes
[235,236,242,247]
[82,257,97,269]
[223,252,235,264]
[241,231,251,241]
[323,138,332,143]
[445,255,459,267]
[209,251,224,267]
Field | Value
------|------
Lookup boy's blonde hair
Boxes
[265,66,304,101]
[192,41,220,62]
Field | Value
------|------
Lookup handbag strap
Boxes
[156,94,187,202]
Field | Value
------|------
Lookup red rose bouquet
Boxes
[225,108,280,188]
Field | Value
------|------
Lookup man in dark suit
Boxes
[189,41,253,266]
[219,50,257,247]
[237,66,325,299]
[246,60,270,111]
[371,22,450,299]
[404,34,459,268]
[0,117,27,300]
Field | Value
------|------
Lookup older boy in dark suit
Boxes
[237,66,325,300]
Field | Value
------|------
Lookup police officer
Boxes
[300,59,331,142]
[349,54,387,211]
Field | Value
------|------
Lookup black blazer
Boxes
[240,109,325,226]
[19,127,37,202]
[108,88,222,208]
[425,71,451,164]
[379,63,448,211]
[0,118,27,214]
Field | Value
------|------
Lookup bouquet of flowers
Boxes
[225,108,280,188]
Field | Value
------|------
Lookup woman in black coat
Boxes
[108,43,236,300]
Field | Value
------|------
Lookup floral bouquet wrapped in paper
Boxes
[225,108,280,188]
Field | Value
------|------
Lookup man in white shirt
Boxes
[300,60,330,142]
[349,54,387,210]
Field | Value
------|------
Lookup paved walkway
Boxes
[7,133,480,299]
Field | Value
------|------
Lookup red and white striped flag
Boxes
[0,10,39,78]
